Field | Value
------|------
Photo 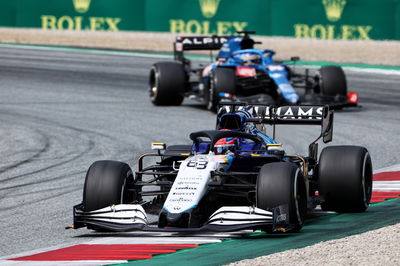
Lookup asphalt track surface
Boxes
[0,46,399,258]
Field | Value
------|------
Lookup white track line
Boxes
[374,164,400,173]
[373,181,400,191]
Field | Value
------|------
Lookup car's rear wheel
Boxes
[318,146,373,212]
[83,160,135,212]
[318,66,347,96]
[257,162,307,232]
[149,62,186,105]
[207,68,236,112]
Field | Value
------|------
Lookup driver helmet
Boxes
[235,52,262,65]
[214,130,238,154]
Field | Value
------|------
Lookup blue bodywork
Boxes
[204,36,300,104]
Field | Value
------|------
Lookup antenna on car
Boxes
[237,31,262,46]
[236,31,256,37]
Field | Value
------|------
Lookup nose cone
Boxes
[158,210,192,228]
[166,212,182,224]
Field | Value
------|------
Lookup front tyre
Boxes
[83,160,135,212]
[318,146,373,213]
[149,62,186,106]
[207,68,236,112]
[318,66,347,96]
[257,162,307,232]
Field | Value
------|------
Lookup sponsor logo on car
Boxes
[177,36,229,46]
[276,106,324,120]
[268,65,285,71]
[236,67,256,77]
[270,73,282,78]
[219,105,324,121]
[276,213,287,223]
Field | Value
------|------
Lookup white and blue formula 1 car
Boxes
[72,103,372,233]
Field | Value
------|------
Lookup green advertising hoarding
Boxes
[0,0,16,26]
[145,0,271,35]
[268,0,399,40]
[0,0,399,40]
[3,0,145,31]
[148,0,400,40]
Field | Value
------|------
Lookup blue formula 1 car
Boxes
[149,31,358,111]
[71,103,372,233]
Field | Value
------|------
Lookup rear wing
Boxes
[174,36,230,62]
[217,103,334,144]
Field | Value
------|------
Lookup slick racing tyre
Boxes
[149,62,186,105]
[318,146,373,213]
[83,160,135,212]
[257,162,307,232]
[207,68,236,112]
[318,66,347,96]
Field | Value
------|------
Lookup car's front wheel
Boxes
[83,160,135,212]
[206,68,236,112]
[149,62,186,105]
[257,162,307,232]
[318,66,347,97]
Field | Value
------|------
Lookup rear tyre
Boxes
[257,162,307,232]
[83,160,135,212]
[318,146,373,213]
[149,62,186,105]
[318,66,347,96]
[207,68,236,112]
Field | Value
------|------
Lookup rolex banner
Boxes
[146,0,398,40]
[0,0,399,40]
[0,0,145,31]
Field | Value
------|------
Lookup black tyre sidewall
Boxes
[83,160,133,212]
[257,162,307,231]
[149,62,185,106]
[319,66,347,96]
[318,146,373,212]
[207,68,236,111]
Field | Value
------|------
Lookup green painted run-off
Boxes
[115,198,400,266]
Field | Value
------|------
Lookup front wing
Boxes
[71,204,292,233]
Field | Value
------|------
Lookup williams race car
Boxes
[71,103,372,233]
[149,31,358,111]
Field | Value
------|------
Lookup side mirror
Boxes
[267,144,285,156]
[151,142,166,150]
[309,143,318,160]
[322,109,334,143]
[290,56,300,61]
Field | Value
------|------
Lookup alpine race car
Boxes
[71,103,372,233]
[149,31,358,111]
